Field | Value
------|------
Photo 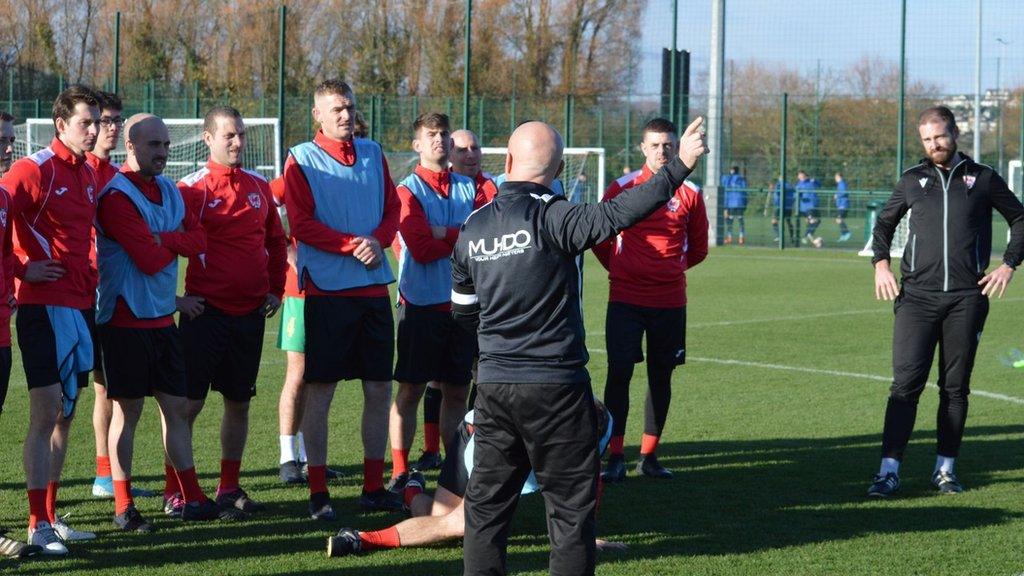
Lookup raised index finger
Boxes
[683,116,704,137]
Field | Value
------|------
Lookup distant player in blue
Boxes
[722,166,747,245]
[796,170,822,247]
[834,172,851,242]
[771,177,796,244]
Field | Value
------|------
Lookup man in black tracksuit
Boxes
[452,119,707,575]
[868,105,1024,497]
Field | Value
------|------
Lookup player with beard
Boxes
[868,106,1024,497]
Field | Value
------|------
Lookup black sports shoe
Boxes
[636,454,673,479]
[182,499,246,521]
[114,505,156,533]
[601,455,626,483]
[216,487,266,513]
[163,492,185,518]
[416,451,443,471]
[309,492,337,521]
[867,472,900,497]
[327,527,363,557]
[280,460,304,484]
[385,472,409,495]
[932,470,964,494]
[359,488,405,512]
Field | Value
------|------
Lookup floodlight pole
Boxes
[113,11,121,94]
[896,0,906,179]
[669,0,678,123]
[705,0,725,246]
[779,93,788,250]
[973,0,982,161]
[462,0,472,129]
[278,4,286,163]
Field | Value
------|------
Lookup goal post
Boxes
[15,117,282,182]
[480,147,606,203]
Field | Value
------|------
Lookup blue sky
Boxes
[639,0,1024,96]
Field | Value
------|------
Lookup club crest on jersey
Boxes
[86,185,94,203]
[247,192,262,209]
[666,197,681,212]
[918,177,928,188]
[963,175,976,190]
[55,186,68,196]
[0,208,7,228]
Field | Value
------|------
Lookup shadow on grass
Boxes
[5,425,1023,575]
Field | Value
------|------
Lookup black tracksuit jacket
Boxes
[451,158,693,385]
[872,154,1024,292]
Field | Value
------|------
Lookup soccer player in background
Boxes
[177,106,287,515]
[3,85,102,555]
[594,118,708,482]
[722,165,747,245]
[0,111,42,560]
[834,171,851,242]
[771,176,796,244]
[869,106,1024,497]
[96,113,238,530]
[284,79,402,519]
[86,90,158,501]
[410,127,496,470]
[796,170,823,247]
[387,113,482,502]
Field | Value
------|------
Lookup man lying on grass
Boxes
[327,399,626,556]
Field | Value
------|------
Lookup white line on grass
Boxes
[586,348,1024,406]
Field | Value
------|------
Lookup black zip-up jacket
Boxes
[872,154,1024,293]
[451,158,693,385]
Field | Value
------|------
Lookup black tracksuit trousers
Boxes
[463,381,599,576]
[881,288,989,461]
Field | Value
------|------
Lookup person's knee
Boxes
[363,380,392,406]
[441,384,468,405]
[395,382,426,409]
[888,385,924,404]
[224,398,251,420]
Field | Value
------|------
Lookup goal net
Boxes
[481,147,606,203]
[14,117,282,181]
[858,210,910,258]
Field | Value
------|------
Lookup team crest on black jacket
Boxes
[247,192,262,209]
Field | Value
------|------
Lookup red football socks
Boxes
[364,459,384,493]
[391,449,409,478]
[423,423,440,455]
[114,479,134,515]
[640,433,660,456]
[307,465,328,495]
[175,467,207,504]
[360,526,401,550]
[27,489,47,530]
[45,481,59,523]
[609,435,625,457]
[219,459,241,494]
[96,455,112,478]
[164,464,180,498]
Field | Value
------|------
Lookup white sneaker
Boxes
[28,521,68,556]
[53,515,96,541]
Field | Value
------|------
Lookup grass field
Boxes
[3,246,1024,575]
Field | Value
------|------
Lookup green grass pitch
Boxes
[3,247,1024,575]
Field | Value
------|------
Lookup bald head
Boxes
[505,122,564,187]
[124,113,170,178]
[450,129,482,177]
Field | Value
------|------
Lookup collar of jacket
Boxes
[496,180,557,198]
